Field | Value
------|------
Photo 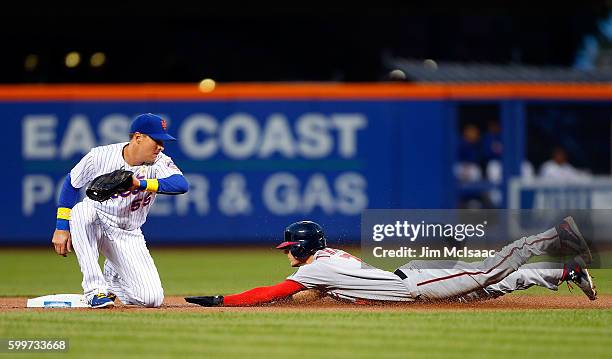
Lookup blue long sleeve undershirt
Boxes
[56,174,79,230]
[139,174,189,194]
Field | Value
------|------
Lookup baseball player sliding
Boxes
[186,218,597,307]
[51,113,189,308]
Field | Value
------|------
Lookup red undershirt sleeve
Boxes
[223,280,306,306]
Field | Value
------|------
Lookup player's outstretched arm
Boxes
[185,280,306,307]
[138,174,189,195]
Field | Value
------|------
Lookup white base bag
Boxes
[27,294,89,308]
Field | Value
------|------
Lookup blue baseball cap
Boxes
[130,113,176,141]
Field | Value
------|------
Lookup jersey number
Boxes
[130,193,152,211]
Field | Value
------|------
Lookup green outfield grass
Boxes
[1,309,610,359]
[1,248,611,359]
[0,247,297,296]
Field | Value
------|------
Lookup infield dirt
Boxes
[1,295,610,312]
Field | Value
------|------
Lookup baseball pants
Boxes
[70,201,164,307]
[396,226,564,300]
[457,262,564,302]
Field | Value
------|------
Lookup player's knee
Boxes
[142,287,164,308]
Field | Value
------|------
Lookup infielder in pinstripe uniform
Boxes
[52,113,189,308]
[186,219,597,307]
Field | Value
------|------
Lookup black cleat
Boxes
[561,256,597,301]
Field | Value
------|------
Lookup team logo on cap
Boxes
[161,119,167,131]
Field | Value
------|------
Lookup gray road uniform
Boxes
[288,226,565,302]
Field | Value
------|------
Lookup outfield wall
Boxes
[2,83,611,244]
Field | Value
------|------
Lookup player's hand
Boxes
[291,289,324,303]
[184,296,224,307]
[130,176,140,190]
[52,230,72,257]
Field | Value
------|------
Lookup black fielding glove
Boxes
[86,169,135,202]
[185,295,224,307]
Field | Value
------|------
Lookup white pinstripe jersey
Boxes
[287,248,415,302]
[70,142,183,230]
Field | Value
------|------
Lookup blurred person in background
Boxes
[455,124,489,208]
[539,147,592,183]
[482,120,503,162]
[455,124,484,182]
[482,119,534,207]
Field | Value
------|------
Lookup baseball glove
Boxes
[86,169,135,202]
[184,296,224,307]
